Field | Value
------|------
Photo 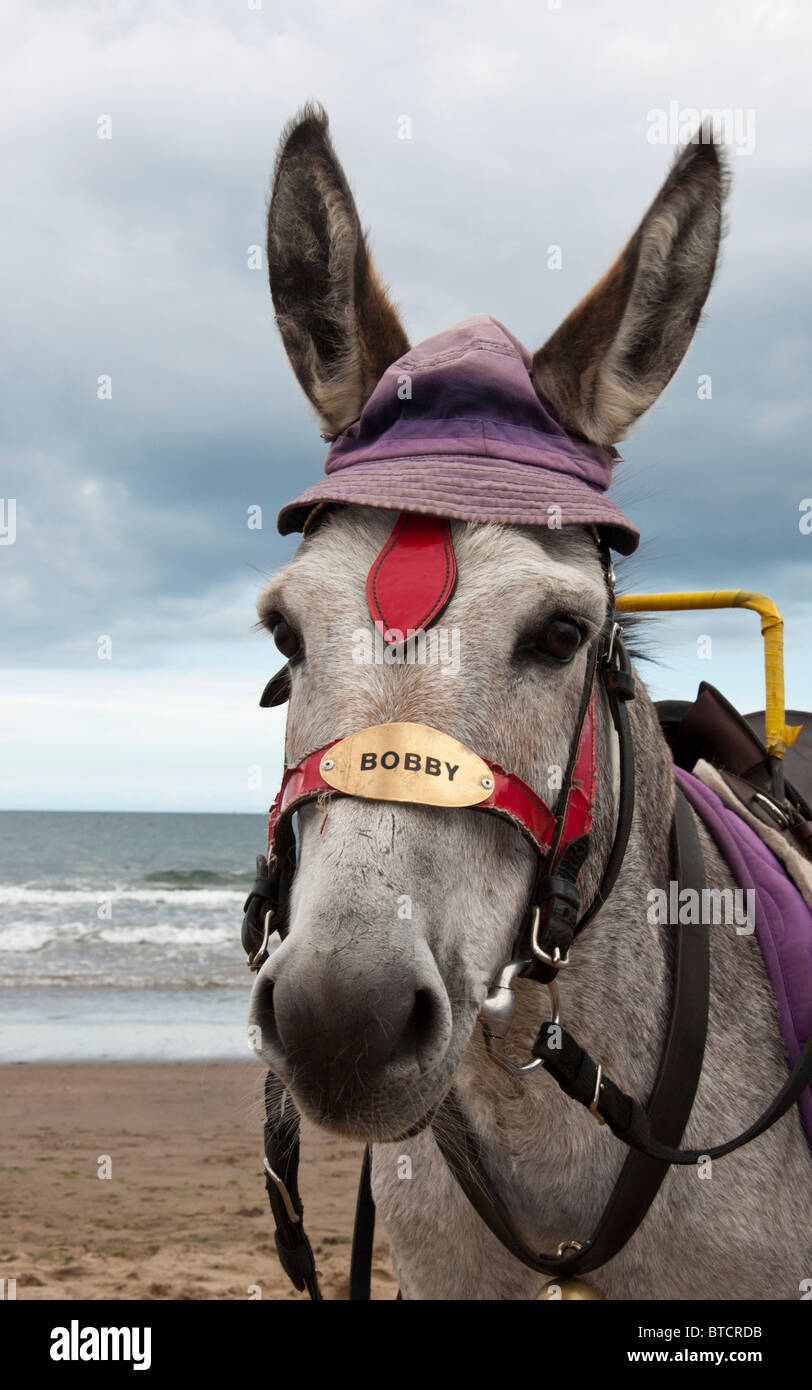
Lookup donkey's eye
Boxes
[534,618,584,663]
[271,617,302,660]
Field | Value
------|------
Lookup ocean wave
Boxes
[139,869,250,888]
[0,973,248,990]
[96,924,237,946]
[0,886,245,908]
[0,920,97,952]
[0,920,240,952]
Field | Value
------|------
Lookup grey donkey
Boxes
[249,107,812,1299]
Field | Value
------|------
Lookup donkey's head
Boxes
[249,106,725,1140]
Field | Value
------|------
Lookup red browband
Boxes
[267,696,596,870]
[365,512,457,643]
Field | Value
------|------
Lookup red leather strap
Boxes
[366,512,456,643]
[552,691,597,855]
[268,744,560,860]
[267,745,337,853]
[478,767,557,853]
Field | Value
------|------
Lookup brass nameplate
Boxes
[319,723,493,808]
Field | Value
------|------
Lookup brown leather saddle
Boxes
[656,682,812,858]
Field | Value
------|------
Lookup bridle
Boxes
[245,545,634,985]
[241,540,812,1301]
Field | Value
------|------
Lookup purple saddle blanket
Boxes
[673,767,812,1151]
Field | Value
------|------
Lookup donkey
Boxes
[249,107,812,1299]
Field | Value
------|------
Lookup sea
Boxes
[0,811,268,1062]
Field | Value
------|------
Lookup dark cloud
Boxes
[2,0,810,691]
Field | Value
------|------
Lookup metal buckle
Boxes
[248,909,274,972]
[589,1063,606,1126]
[530,905,571,970]
[480,959,560,1076]
[263,1158,300,1223]
[751,790,792,830]
[604,621,622,668]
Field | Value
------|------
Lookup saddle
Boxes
[655,681,812,858]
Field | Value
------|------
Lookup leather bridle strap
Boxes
[575,641,637,934]
[531,786,812,1165]
[349,1146,375,1301]
[524,621,636,980]
[262,1072,322,1300]
[550,1013,812,1166]
[431,786,710,1279]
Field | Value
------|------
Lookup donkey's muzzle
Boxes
[250,942,452,1114]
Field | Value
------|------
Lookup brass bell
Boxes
[537,1276,605,1300]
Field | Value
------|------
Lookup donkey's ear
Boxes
[267,104,409,437]
[532,132,728,445]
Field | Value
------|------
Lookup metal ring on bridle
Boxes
[480,965,561,1076]
[248,909,274,972]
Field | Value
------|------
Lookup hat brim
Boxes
[277,454,639,555]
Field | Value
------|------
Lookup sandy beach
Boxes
[0,1061,397,1301]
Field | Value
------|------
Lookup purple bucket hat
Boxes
[277,314,640,555]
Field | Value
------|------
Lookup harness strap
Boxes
[526,625,635,980]
[542,1023,812,1166]
[349,1146,375,1301]
[262,1072,323,1300]
[430,786,709,1279]
[575,651,637,934]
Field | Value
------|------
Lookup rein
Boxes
[242,569,812,1301]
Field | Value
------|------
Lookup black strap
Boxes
[575,633,637,934]
[546,638,602,867]
[242,820,298,968]
[535,1021,812,1167]
[262,1072,322,1300]
[553,787,709,1269]
[528,783,811,1162]
[349,1146,376,1300]
[531,785,812,1164]
[576,1032,812,1165]
[527,628,636,979]
[241,854,279,962]
[431,787,710,1277]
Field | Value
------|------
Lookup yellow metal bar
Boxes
[614,590,803,759]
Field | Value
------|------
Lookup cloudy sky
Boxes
[2,0,810,811]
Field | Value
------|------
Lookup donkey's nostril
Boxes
[387,987,446,1075]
